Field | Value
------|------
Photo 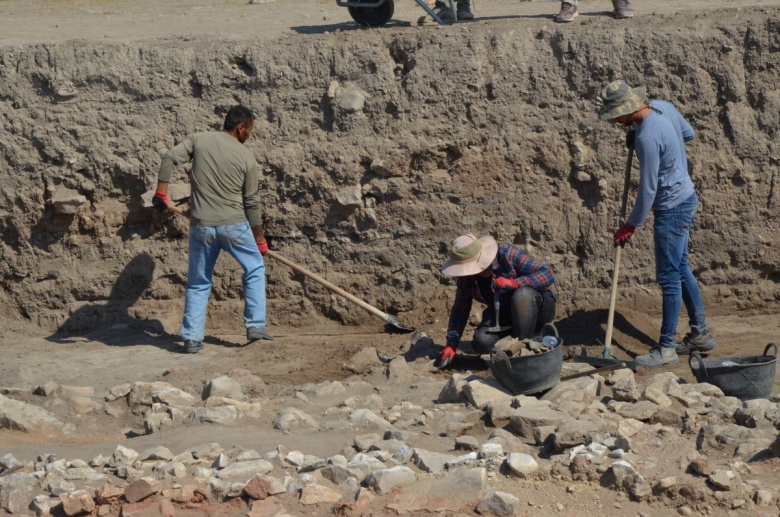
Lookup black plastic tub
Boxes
[487,323,563,395]
[689,343,778,401]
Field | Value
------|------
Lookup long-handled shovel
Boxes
[162,203,412,332]
[575,145,638,371]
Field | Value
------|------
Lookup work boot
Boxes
[184,340,203,354]
[612,0,634,19]
[636,347,679,368]
[457,0,475,21]
[675,331,718,355]
[247,326,274,342]
[418,0,453,25]
[554,2,578,23]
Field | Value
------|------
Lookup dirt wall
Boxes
[1,9,778,335]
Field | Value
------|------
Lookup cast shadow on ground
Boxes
[46,253,179,351]
[555,308,657,359]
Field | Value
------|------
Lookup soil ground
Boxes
[1,1,779,515]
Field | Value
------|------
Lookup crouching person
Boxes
[438,234,556,367]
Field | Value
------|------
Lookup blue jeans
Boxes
[181,221,266,341]
[654,193,708,348]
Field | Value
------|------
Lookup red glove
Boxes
[494,277,519,292]
[613,223,636,246]
[256,240,269,256]
[439,345,456,368]
[152,191,170,211]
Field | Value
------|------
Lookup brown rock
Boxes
[170,484,197,503]
[159,500,176,517]
[60,490,96,516]
[689,458,714,476]
[569,455,590,475]
[124,477,161,503]
[679,483,709,503]
[249,496,285,517]
[95,485,125,504]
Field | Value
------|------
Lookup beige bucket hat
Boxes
[598,80,647,121]
[440,234,498,277]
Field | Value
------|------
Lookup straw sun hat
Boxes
[440,234,498,277]
[598,80,647,121]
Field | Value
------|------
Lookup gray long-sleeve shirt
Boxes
[628,100,695,227]
[158,131,261,228]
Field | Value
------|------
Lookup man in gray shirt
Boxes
[599,80,717,368]
[153,105,274,353]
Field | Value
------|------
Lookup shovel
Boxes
[574,145,638,371]
[161,203,412,333]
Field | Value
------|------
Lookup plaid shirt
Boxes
[446,243,555,347]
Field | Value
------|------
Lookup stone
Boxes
[202,376,244,401]
[437,373,474,404]
[343,347,382,374]
[485,399,516,427]
[112,445,139,466]
[365,466,416,495]
[69,395,100,414]
[611,376,640,402]
[509,406,569,440]
[478,443,503,459]
[689,458,714,476]
[657,477,677,490]
[606,368,634,386]
[60,385,95,398]
[615,401,659,421]
[455,435,480,451]
[540,376,599,403]
[144,413,173,434]
[59,490,95,516]
[154,387,198,406]
[51,187,87,214]
[462,378,513,409]
[299,484,342,505]
[412,449,455,474]
[139,446,174,462]
[191,406,238,425]
[755,489,775,506]
[552,419,602,452]
[709,470,737,490]
[617,418,644,438]
[124,477,161,503]
[476,491,519,517]
[320,465,356,486]
[95,485,124,504]
[216,460,274,482]
[387,356,413,382]
[0,453,23,474]
[681,383,724,397]
[338,86,368,113]
[569,455,590,475]
[0,394,65,432]
[353,433,380,452]
[641,387,673,407]
[127,382,173,406]
[273,407,319,431]
[34,382,59,397]
[348,408,393,430]
[248,496,285,517]
[505,453,538,478]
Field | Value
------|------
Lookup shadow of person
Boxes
[46,253,176,351]
[555,309,657,359]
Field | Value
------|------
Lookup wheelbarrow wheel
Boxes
[348,0,394,27]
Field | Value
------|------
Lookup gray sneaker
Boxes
[554,2,578,23]
[457,0,475,20]
[247,326,274,342]
[636,347,679,368]
[184,340,203,354]
[675,331,718,355]
[612,0,634,19]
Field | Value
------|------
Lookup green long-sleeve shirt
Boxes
[158,131,261,228]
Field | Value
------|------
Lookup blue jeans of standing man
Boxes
[181,220,266,341]
[654,193,708,349]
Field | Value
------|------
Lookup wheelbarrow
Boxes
[336,0,458,27]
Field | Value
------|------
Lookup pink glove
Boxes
[438,345,456,368]
[613,223,636,246]
[256,240,269,256]
[494,277,519,292]
[152,191,170,211]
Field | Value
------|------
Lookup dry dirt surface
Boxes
[1,1,780,516]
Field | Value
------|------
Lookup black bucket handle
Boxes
[689,351,708,379]
[540,322,562,347]
[764,342,778,358]
[490,347,513,370]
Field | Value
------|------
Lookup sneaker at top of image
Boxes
[554,2,578,23]
[457,0,475,21]
[675,331,718,355]
[184,339,203,354]
[636,346,679,368]
[247,326,274,342]
[613,0,634,19]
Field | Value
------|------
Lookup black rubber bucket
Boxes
[487,323,563,395]
[689,343,778,401]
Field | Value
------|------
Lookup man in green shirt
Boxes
[153,105,273,353]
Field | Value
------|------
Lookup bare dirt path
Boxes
[1,0,778,46]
